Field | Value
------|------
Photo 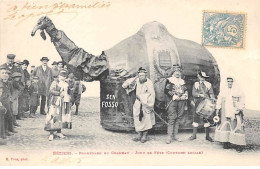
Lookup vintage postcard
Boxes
[0,0,259,166]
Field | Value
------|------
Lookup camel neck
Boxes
[46,25,58,42]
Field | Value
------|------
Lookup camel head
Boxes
[31,16,56,40]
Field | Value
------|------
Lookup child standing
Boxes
[28,76,40,118]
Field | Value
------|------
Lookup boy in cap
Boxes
[189,71,215,142]
[28,76,40,118]
[164,64,188,144]
[71,77,86,115]
[0,66,16,135]
[11,72,23,127]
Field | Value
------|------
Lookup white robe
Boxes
[123,77,156,132]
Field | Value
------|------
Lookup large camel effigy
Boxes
[31,16,220,131]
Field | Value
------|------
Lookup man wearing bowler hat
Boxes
[32,57,53,115]
[189,71,215,142]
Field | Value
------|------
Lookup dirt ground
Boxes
[0,97,260,165]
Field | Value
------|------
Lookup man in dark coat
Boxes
[18,60,31,118]
[0,82,7,145]
[164,65,188,144]
[0,66,17,136]
[32,57,53,115]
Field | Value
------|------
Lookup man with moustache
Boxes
[32,57,53,115]
[122,67,156,143]
[164,65,188,144]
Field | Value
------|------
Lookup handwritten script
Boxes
[3,1,111,25]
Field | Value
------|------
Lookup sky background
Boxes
[0,0,259,110]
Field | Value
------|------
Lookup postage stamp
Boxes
[202,11,246,48]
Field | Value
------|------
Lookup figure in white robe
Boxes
[122,67,155,143]
[214,76,246,152]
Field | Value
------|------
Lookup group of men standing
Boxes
[0,54,86,145]
[122,65,246,152]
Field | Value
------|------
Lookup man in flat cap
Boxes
[189,71,215,142]
[0,66,17,136]
[164,64,188,144]
[0,54,19,76]
[32,57,53,115]
[122,67,156,143]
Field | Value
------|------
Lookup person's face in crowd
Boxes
[14,76,21,82]
[59,75,66,82]
[42,60,48,66]
[227,78,233,88]
[173,70,181,78]
[138,72,147,83]
[7,58,14,65]
[198,74,205,82]
[0,70,9,81]
[58,63,63,69]
[52,64,58,69]
[63,65,68,70]
[232,96,239,102]
[53,77,58,82]
[22,64,28,70]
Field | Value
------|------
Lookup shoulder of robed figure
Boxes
[146,78,154,86]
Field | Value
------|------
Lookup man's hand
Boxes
[215,109,219,116]
[199,94,205,98]
[172,95,180,101]
[180,95,187,100]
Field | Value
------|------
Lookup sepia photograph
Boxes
[0,0,259,166]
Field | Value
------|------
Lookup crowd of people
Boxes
[122,66,246,152]
[0,54,86,144]
[0,54,247,153]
